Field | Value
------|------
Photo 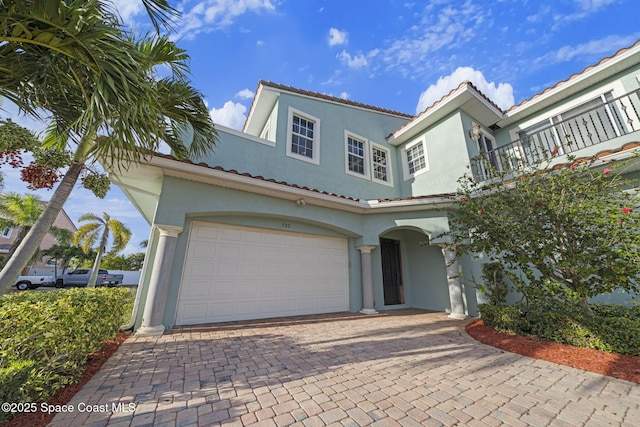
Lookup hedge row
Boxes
[479,303,640,356]
[0,288,132,421]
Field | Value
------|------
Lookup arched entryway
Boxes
[377,227,463,315]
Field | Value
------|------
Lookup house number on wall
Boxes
[282,223,291,229]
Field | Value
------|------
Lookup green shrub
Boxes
[479,303,640,355]
[0,360,36,404]
[477,304,522,333]
[0,287,132,420]
[478,262,509,305]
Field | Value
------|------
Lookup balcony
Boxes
[473,89,640,180]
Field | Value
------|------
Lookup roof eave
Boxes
[389,85,503,145]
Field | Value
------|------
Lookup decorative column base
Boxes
[360,308,379,315]
[448,312,469,320]
[136,325,165,337]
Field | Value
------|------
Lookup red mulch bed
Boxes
[2,333,129,427]
[466,319,640,383]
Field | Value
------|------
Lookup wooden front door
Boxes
[380,238,404,305]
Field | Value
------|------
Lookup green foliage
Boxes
[0,287,132,418]
[447,156,640,306]
[81,172,111,199]
[32,146,72,170]
[102,252,145,270]
[0,119,38,152]
[479,303,640,355]
[0,359,36,415]
[478,262,509,305]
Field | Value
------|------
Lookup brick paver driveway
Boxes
[49,309,639,427]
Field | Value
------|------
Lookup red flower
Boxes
[603,168,612,175]
[569,164,577,171]
[535,201,542,207]
[460,197,467,201]
[622,207,633,214]
[551,147,559,155]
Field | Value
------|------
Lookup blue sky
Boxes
[2,0,640,255]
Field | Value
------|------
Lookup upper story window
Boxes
[286,108,320,165]
[371,143,392,185]
[347,135,367,176]
[402,139,428,180]
[343,132,392,185]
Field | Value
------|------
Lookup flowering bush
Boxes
[445,154,640,308]
[478,262,509,305]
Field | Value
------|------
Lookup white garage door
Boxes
[175,222,349,325]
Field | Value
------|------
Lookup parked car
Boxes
[55,269,124,288]
[14,275,56,290]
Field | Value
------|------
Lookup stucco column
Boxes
[357,245,378,315]
[137,225,183,336]
[439,245,468,320]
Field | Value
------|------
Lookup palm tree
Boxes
[0,1,217,292]
[74,212,131,287]
[0,192,44,263]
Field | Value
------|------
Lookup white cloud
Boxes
[111,0,144,26]
[382,2,489,76]
[328,28,348,47]
[552,34,640,63]
[416,67,515,113]
[235,88,255,99]
[339,92,349,100]
[209,101,247,130]
[337,50,368,69]
[179,0,277,39]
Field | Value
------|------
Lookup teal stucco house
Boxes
[111,41,640,335]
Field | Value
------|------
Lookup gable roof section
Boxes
[243,80,413,135]
[387,81,505,146]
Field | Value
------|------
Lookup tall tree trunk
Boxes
[0,162,84,292]
[87,226,108,288]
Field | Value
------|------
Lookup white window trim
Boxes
[370,142,394,187]
[1,227,13,238]
[344,131,370,180]
[402,138,429,181]
[286,107,321,165]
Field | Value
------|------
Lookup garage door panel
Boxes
[184,261,214,277]
[237,263,262,279]
[192,223,220,239]
[176,222,349,325]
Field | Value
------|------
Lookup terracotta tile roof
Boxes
[376,193,456,203]
[151,140,640,206]
[152,152,361,202]
[258,80,414,118]
[390,80,505,137]
[550,141,640,170]
[508,39,640,112]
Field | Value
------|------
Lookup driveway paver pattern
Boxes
[49,309,640,426]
